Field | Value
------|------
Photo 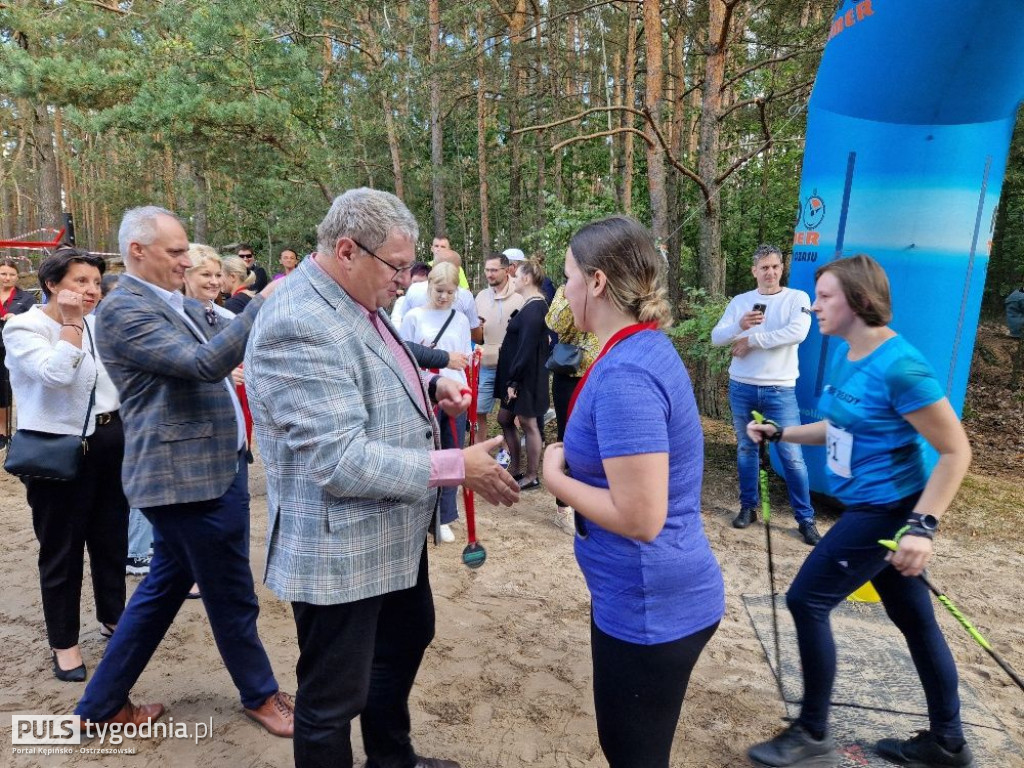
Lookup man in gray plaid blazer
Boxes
[74,206,294,738]
[246,188,518,768]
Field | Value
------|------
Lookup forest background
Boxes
[2,1,1023,358]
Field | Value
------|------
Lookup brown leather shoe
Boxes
[86,700,164,729]
[244,691,294,738]
[414,758,462,768]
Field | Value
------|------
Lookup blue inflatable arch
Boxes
[789,0,1024,494]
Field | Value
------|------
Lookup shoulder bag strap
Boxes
[79,322,98,441]
[429,310,457,349]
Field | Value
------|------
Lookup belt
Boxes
[95,411,118,427]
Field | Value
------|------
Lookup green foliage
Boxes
[668,288,732,375]
[519,193,621,282]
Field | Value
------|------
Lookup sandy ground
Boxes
[1,425,1022,768]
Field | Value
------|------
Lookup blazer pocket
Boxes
[326,498,384,532]
[158,421,214,442]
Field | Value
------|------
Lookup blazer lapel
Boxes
[303,260,432,422]
[363,310,432,422]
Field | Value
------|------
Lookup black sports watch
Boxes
[904,512,939,539]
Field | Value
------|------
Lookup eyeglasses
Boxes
[349,238,412,278]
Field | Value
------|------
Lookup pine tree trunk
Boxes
[698,0,727,295]
[32,104,62,229]
[476,10,490,253]
[623,2,638,212]
[643,0,668,242]
[429,0,446,237]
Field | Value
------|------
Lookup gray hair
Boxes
[752,243,783,265]
[316,188,419,257]
[118,205,178,259]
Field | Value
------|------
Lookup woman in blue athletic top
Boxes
[542,216,724,768]
[746,255,973,768]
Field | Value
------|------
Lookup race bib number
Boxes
[826,422,853,479]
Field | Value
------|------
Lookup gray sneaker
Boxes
[748,722,838,767]
[876,731,974,767]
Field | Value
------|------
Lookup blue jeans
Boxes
[787,493,963,742]
[437,409,466,525]
[729,380,814,524]
[127,508,153,559]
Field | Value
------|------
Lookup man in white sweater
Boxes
[711,244,820,545]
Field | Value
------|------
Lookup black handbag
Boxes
[546,342,584,376]
[4,323,97,482]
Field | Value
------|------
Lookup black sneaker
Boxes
[798,521,822,546]
[125,555,151,576]
[876,731,974,767]
[748,722,837,767]
[733,506,759,529]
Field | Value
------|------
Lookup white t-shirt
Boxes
[710,286,811,386]
[399,306,472,386]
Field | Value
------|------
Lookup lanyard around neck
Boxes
[567,321,658,421]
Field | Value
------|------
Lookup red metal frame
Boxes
[0,227,66,250]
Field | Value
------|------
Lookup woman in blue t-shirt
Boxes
[542,216,724,768]
[746,255,973,768]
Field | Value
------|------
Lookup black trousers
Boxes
[591,618,719,768]
[25,416,129,649]
[292,547,435,768]
[551,372,581,508]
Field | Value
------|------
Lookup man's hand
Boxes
[434,376,470,417]
[463,435,519,507]
[231,365,245,387]
[446,351,469,371]
[730,337,753,358]
[739,309,764,331]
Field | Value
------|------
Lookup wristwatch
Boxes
[904,512,939,539]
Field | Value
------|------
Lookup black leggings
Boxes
[591,617,719,768]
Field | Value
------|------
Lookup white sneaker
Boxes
[495,448,511,470]
[552,508,575,536]
[439,524,455,543]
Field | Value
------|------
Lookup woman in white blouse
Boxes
[400,262,472,543]
[3,248,128,682]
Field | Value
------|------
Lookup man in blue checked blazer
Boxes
[74,206,294,738]
[245,188,519,768]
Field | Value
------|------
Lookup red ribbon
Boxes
[567,322,658,421]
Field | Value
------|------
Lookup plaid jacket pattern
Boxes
[245,258,440,605]
[95,276,262,509]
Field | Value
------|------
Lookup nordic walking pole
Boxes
[752,410,785,707]
[879,538,1024,693]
